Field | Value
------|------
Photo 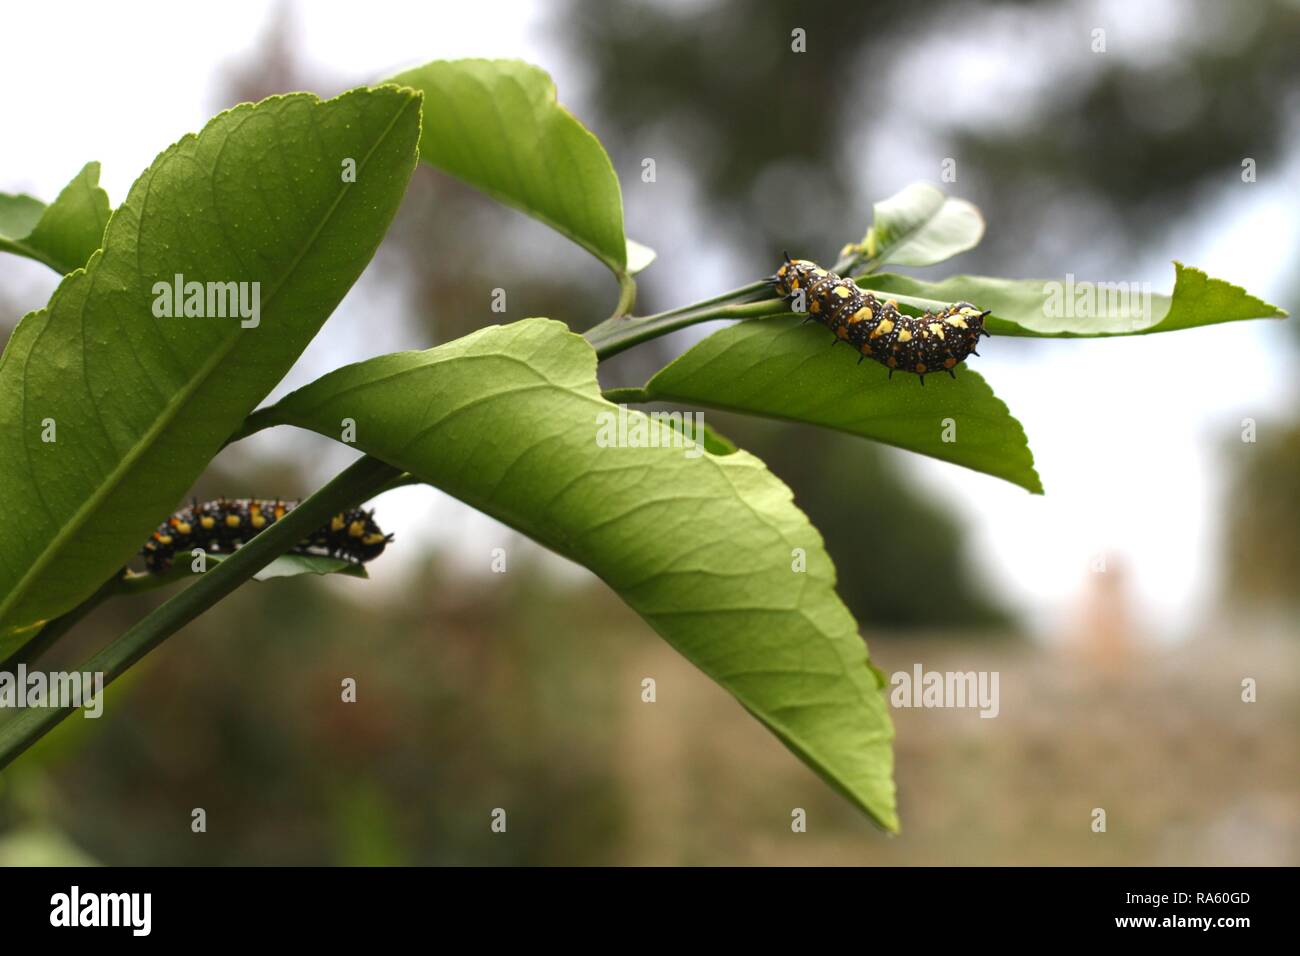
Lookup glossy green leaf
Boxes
[0,87,421,633]
[865,262,1287,337]
[602,387,738,455]
[642,316,1042,494]
[672,414,738,456]
[862,182,983,267]
[256,318,898,829]
[0,162,111,275]
[389,59,628,275]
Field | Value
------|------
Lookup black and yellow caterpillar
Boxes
[772,256,990,381]
[140,497,392,573]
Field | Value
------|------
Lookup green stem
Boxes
[585,291,789,359]
[585,255,884,360]
[608,270,638,320]
[0,455,400,771]
[637,279,772,323]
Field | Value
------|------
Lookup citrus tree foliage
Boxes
[0,61,1285,830]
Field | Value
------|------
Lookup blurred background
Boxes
[1,0,1297,864]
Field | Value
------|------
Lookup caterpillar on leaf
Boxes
[772,256,990,382]
[140,498,392,573]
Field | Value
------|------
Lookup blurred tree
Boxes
[946,2,1300,271]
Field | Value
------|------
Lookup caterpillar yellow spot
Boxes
[929,323,944,338]
[833,285,853,299]
[250,513,267,529]
[330,515,346,532]
[869,318,894,339]
[157,534,173,545]
[348,520,366,538]
[897,328,913,343]
[362,532,387,546]
[225,514,241,528]
[172,519,192,535]
[849,307,872,323]
[200,516,216,530]
[947,316,969,329]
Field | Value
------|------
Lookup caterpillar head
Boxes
[772,255,824,298]
[341,508,394,562]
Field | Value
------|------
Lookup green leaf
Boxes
[207,552,369,581]
[865,262,1288,337]
[673,415,738,456]
[0,162,111,275]
[862,182,983,267]
[602,387,738,455]
[642,316,1042,494]
[256,318,898,829]
[389,59,628,275]
[0,87,421,633]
